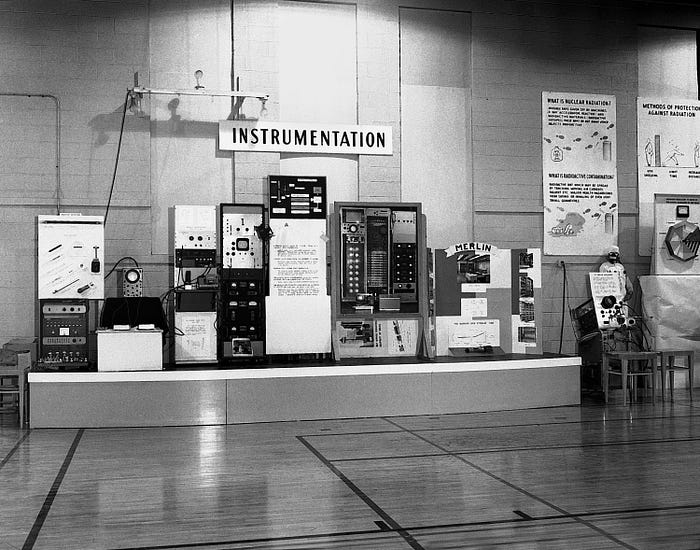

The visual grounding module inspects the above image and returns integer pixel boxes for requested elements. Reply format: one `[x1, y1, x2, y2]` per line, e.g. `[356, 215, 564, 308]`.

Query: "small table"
[602, 351, 659, 405]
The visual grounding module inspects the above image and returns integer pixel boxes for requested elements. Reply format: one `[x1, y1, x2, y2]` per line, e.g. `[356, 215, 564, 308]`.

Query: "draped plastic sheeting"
[640, 275, 700, 385]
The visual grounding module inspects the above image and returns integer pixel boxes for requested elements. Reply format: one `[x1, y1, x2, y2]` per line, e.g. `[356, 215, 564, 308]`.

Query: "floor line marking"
[327, 435, 700, 462]
[107, 528, 400, 550]
[381, 417, 638, 550]
[299, 411, 700, 438]
[22, 428, 84, 550]
[0, 430, 31, 470]
[297, 435, 425, 550]
[107, 502, 700, 550]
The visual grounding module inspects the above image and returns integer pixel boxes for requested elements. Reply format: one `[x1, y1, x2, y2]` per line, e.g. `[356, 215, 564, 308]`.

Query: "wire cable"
[104, 90, 130, 225]
[104, 256, 140, 279]
[625, 301, 652, 351]
[559, 261, 566, 354]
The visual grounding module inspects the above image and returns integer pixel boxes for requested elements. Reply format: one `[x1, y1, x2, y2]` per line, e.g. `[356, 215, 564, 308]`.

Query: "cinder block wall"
[0, 0, 151, 346]
[1, 0, 699, 355]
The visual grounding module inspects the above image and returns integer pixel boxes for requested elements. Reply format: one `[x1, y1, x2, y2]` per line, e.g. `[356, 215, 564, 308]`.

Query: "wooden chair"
[658, 350, 694, 401]
[0, 365, 28, 426]
[602, 351, 658, 405]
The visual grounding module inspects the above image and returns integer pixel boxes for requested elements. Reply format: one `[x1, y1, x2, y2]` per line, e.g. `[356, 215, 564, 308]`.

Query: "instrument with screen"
[219, 204, 266, 362]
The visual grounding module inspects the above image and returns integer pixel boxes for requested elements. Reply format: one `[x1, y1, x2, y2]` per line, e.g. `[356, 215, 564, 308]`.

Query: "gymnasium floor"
[1, 394, 699, 549]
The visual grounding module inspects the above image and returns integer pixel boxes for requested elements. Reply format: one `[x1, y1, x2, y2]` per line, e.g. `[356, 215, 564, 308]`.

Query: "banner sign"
[445, 242, 496, 257]
[219, 120, 392, 155]
[637, 97, 700, 255]
[542, 92, 618, 255]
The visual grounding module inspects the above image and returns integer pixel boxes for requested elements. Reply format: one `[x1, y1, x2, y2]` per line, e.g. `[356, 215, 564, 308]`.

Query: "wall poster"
[542, 92, 618, 255]
[637, 97, 700, 255]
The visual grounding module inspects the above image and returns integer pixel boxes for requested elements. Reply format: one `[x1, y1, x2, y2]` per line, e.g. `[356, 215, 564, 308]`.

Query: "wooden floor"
[1, 392, 699, 549]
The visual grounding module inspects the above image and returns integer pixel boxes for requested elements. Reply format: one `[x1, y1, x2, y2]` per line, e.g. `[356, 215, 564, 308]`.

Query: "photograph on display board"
[518, 326, 537, 344]
[512, 248, 541, 350]
[338, 320, 375, 349]
[230, 338, 253, 357]
[456, 251, 490, 286]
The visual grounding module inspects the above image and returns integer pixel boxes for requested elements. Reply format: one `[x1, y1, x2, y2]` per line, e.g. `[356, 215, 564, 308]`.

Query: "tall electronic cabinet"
[173, 205, 218, 364]
[218, 204, 266, 362]
[329, 202, 430, 359]
[265, 176, 332, 355]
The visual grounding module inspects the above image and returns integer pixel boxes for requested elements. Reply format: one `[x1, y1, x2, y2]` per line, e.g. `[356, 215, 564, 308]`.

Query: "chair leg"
[688, 353, 694, 401]
[18, 370, 24, 427]
[670, 370, 675, 400]
[603, 356, 609, 404]
[660, 361, 667, 401]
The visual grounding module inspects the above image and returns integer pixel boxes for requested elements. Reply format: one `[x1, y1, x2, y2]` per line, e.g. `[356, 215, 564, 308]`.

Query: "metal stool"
[659, 350, 694, 401]
[602, 351, 658, 405]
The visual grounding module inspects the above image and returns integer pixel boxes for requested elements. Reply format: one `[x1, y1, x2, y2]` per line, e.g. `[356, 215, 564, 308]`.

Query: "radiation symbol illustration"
[664, 220, 700, 262]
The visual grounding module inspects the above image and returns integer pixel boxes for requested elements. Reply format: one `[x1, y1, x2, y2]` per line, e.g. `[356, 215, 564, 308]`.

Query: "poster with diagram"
[542, 92, 618, 255]
[335, 318, 419, 358]
[37, 215, 105, 300]
[637, 97, 700, 256]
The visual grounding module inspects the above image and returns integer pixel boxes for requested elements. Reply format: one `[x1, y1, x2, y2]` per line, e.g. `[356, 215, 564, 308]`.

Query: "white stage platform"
[28, 354, 581, 428]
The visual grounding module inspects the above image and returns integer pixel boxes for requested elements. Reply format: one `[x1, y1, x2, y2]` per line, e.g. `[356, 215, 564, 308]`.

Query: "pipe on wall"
[0, 92, 61, 214]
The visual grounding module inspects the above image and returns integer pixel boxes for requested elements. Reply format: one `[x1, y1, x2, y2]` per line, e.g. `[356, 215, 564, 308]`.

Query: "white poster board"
[588, 272, 627, 329]
[174, 311, 217, 363]
[335, 318, 419, 358]
[37, 215, 105, 300]
[268, 219, 327, 299]
[542, 92, 618, 255]
[266, 295, 331, 354]
[447, 319, 500, 348]
[265, 218, 331, 354]
[637, 97, 700, 255]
